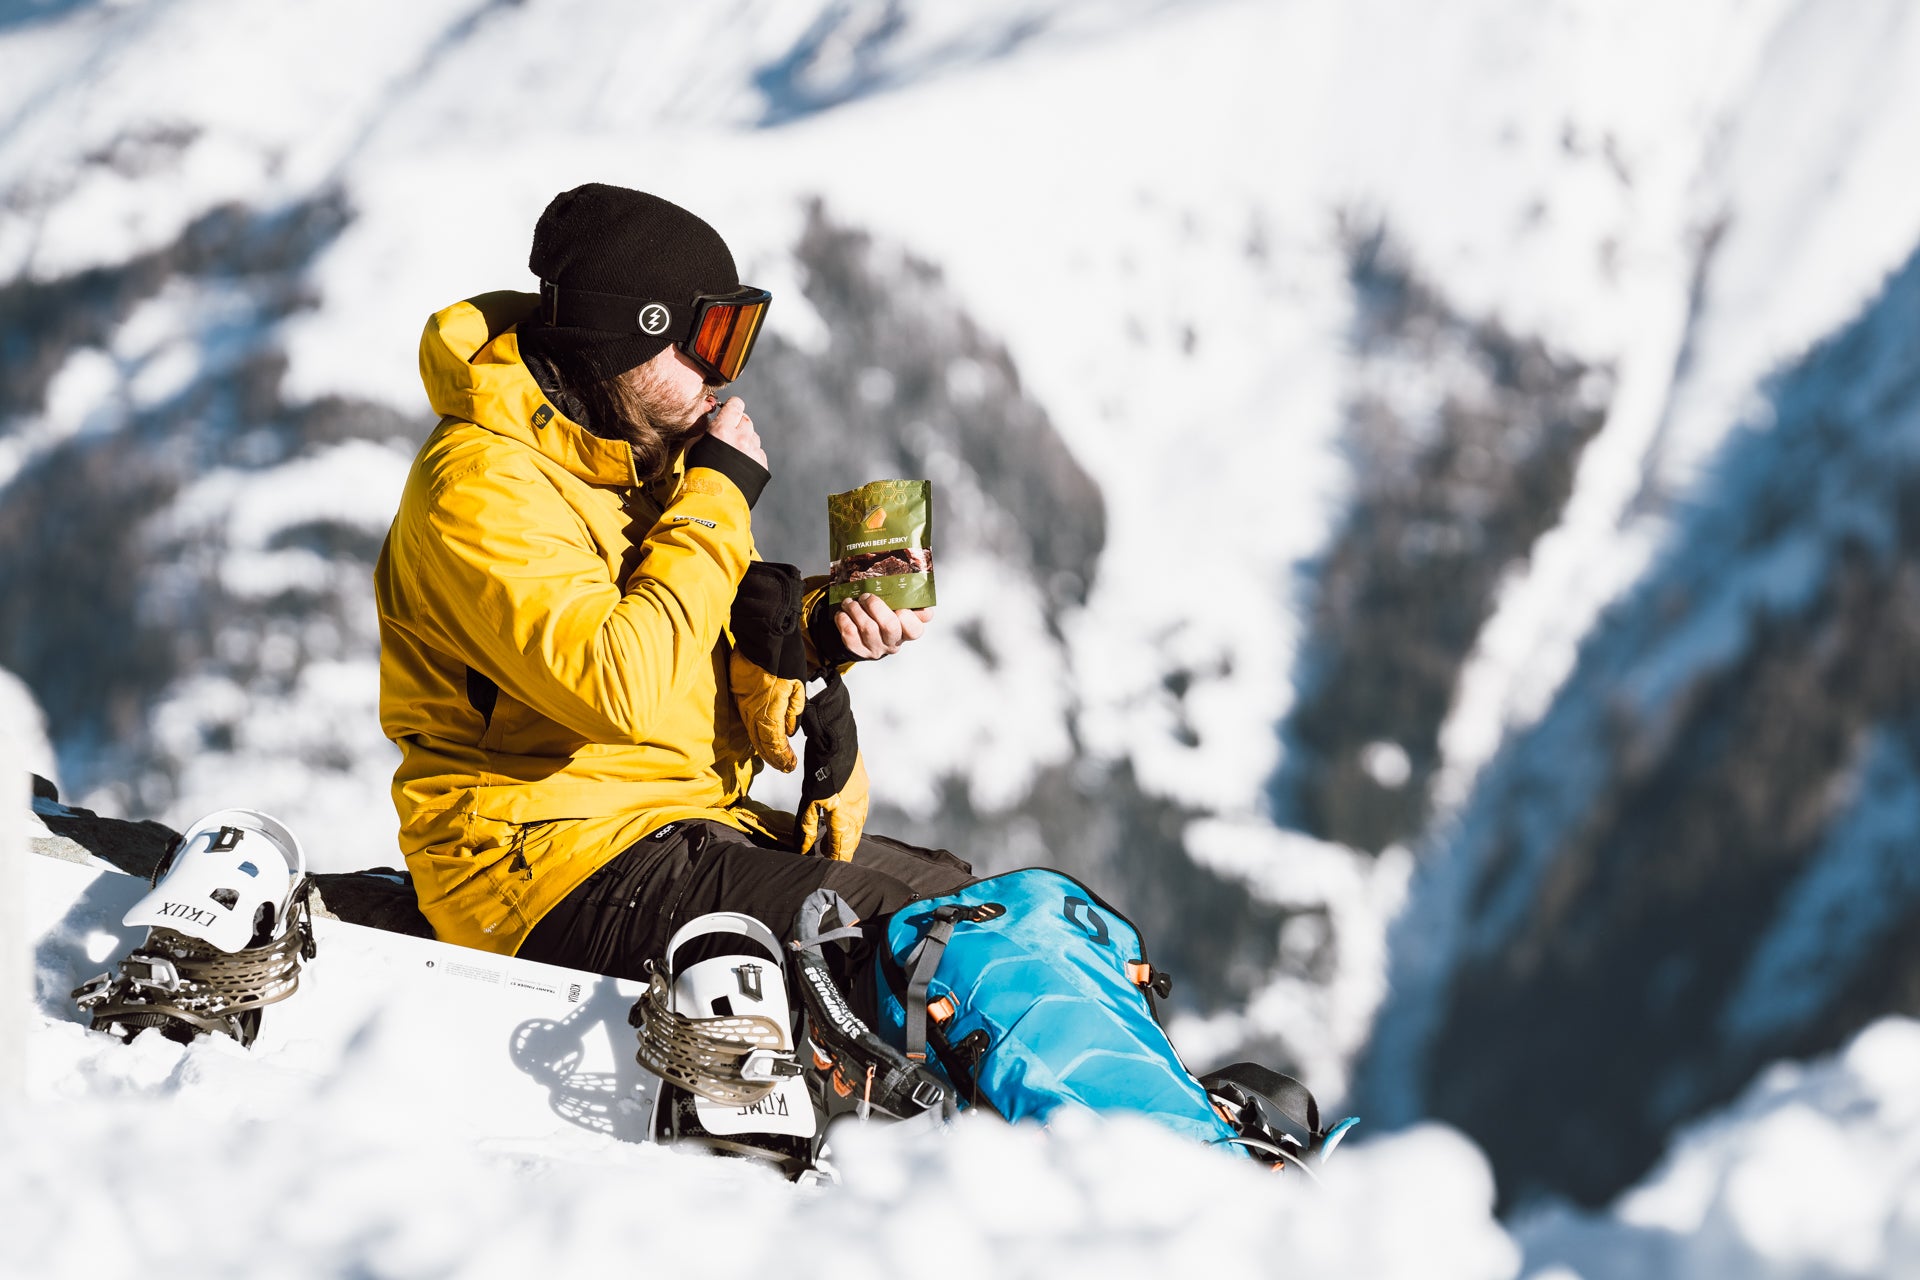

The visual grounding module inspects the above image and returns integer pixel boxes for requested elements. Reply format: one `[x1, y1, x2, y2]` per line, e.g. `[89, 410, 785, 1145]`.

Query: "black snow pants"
[516, 820, 974, 1000]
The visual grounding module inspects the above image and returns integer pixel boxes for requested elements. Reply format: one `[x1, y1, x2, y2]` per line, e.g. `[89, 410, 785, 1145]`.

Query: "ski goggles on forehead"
[539, 281, 772, 383]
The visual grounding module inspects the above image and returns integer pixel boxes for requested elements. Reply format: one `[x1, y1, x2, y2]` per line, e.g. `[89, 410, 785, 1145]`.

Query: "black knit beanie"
[520, 184, 740, 382]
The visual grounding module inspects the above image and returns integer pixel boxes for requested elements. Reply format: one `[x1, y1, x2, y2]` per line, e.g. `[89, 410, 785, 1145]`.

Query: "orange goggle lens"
[689, 292, 769, 383]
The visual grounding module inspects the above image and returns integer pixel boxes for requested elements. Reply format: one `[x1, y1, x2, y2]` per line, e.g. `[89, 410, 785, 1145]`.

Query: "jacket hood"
[418, 291, 638, 488]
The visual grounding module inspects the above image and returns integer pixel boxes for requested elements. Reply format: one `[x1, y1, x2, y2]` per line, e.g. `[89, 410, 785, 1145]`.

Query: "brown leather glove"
[729, 650, 803, 771]
[795, 670, 867, 860]
[797, 750, 870, 861]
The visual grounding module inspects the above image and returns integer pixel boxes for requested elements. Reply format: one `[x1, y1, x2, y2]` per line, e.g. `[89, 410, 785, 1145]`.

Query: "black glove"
[730, 561, 807, 680]
[806, 587, 858, 671]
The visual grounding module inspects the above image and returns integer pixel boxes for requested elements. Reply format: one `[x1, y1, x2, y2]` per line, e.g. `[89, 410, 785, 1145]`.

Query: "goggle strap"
[534, 283, 768, 382]
[537, 282, 679, 336]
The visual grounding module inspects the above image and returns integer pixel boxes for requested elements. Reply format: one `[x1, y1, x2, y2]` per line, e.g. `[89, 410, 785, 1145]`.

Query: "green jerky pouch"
[828, 479, 936, 610]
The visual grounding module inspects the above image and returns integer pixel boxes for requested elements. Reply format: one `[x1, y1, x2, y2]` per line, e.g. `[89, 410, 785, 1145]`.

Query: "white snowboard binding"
[633, 912, 831, 1181]
[72, 808, 316, 1047]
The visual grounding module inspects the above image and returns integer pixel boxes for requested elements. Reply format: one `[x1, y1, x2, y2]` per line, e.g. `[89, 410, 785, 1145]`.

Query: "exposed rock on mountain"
[1368, 238, 1920, 1209]
[1272, 225, 1611, 855]
[737, 201, 1104, 619]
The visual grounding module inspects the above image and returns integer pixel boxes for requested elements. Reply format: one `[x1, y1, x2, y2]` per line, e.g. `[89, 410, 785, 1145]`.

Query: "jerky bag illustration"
[828, 480, 935, 610]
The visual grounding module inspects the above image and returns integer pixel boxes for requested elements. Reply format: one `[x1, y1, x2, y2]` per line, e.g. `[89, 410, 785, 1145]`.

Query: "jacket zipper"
[505, 819, 563, 880]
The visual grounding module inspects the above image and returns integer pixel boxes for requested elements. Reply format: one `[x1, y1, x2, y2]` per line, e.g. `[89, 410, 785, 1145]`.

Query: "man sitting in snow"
[373, 184, 1330, 1160]
[374, 183, 972, 975]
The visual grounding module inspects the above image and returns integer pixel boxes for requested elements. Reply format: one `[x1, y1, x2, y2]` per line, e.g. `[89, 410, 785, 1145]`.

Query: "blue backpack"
[867, 869, 1240, 1147]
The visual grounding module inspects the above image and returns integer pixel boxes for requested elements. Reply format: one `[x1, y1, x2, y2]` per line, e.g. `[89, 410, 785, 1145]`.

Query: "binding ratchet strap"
[628, 971, 797, 1106]
[71, 879, 317, 1049]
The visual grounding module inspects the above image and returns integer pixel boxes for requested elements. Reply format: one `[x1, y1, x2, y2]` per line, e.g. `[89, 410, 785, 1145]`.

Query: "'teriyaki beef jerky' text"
[828, 480, 936, 610]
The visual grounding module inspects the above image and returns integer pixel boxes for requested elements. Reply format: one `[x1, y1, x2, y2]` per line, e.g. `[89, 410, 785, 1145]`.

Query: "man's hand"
[835, 595, 935, 659]
[704, 396, 765, 468]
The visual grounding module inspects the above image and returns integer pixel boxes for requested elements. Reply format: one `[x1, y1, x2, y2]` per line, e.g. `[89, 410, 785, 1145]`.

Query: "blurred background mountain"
[3, 0, 1919, 1247]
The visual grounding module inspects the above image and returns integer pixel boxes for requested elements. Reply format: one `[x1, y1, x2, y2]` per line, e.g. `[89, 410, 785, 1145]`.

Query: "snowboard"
[29, 803, 662, 1152]
[27, 795, 839, 1170]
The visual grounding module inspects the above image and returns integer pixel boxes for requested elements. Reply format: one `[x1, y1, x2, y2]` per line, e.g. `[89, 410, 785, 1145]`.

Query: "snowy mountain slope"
[0, 193, 413, 858]
[1268, 226, 1612, 854]
[6, 0, 1920, 830]
[1424, 0, 1920, 811]
[1362, 237, 1920, 1208]
[2, 0, 1919, 1218]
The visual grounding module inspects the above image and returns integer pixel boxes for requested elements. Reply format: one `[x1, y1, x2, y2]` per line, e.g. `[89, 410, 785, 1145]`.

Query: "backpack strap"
[900, 901, 1005, 1062]
[902, 905, 963, 1062]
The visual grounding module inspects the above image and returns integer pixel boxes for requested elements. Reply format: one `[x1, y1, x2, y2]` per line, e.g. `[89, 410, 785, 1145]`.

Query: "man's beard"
[608, 365, 713, 472]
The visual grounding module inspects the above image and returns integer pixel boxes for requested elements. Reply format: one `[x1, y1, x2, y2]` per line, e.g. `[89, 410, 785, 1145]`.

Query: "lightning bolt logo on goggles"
[538, 281, 772, 384]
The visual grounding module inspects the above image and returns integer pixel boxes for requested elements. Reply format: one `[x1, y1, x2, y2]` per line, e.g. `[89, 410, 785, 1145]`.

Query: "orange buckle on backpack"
[927, 995, 956, 1025]
[1128, 959, 1174, 998]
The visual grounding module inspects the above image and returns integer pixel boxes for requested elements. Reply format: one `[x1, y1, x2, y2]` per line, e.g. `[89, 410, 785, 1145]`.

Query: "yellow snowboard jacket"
[375, 292, 776, 954]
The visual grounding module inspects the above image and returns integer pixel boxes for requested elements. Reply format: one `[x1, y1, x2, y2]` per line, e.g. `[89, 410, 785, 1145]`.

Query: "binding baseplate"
[73, 904, 315, 1048]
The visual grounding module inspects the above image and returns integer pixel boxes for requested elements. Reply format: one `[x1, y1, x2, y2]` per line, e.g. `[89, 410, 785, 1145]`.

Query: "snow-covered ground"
[19, 845, 1920, 1279]
[1516, 1018, 1920, 1280]
[18, 846, 1517, 1280]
